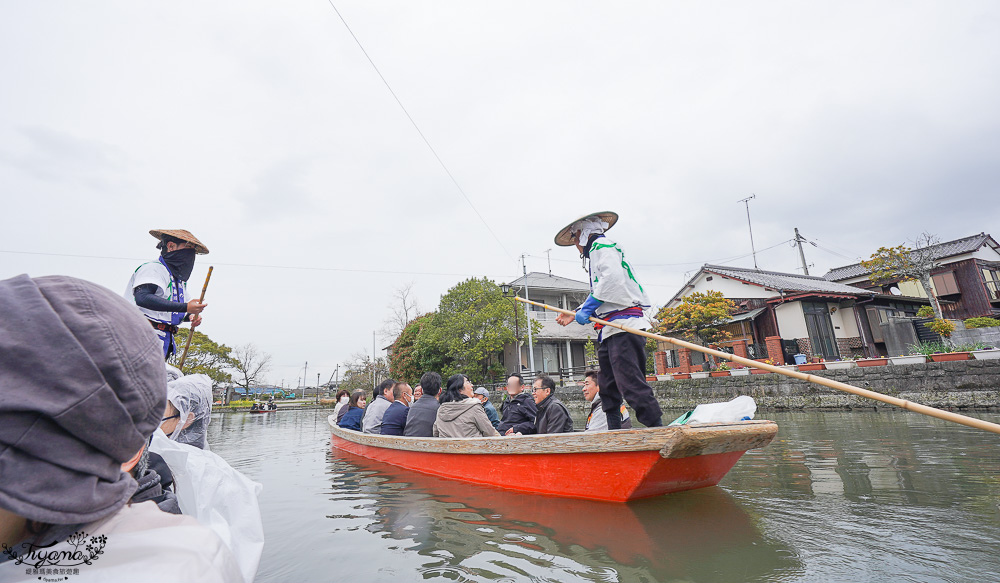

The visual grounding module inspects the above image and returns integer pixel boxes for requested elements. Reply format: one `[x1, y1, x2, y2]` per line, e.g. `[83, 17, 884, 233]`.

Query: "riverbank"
[554, 359, 1000, 411]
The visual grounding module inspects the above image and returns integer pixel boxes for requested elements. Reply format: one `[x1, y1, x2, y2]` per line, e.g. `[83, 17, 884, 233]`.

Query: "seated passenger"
[498, 373, 537, 436]
[362, 378, 395, 434]
[332, 389, 350, 419]
[532, 374, 574, 434]
[474, 387, 500, 430]
[338, 390, 368, 431]
[0, 274, 241, 581]
[404, 372, 441, 437]
[433, 374, 500, 438]
[161, 373, 214, 449]
[380, 381, 413, 436]
[582, 370, 632, 431]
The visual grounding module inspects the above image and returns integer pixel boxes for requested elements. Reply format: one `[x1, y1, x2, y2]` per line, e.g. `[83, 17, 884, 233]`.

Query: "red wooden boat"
[328, 416, 777, 502]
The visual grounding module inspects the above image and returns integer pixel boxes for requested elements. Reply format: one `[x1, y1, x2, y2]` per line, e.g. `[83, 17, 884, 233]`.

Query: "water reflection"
[207, 408, 1000, 582]
[327, 448, 802, 582]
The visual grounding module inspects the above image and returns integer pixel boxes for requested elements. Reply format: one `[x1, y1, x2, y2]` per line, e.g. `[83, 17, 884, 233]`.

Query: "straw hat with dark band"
[149, 229, 210, 254]
[553, 211, 618, 246]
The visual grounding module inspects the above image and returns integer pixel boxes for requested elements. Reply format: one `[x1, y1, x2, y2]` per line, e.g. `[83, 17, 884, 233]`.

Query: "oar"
[516, 297, 1000, 435]
[178, 266, 214, 372]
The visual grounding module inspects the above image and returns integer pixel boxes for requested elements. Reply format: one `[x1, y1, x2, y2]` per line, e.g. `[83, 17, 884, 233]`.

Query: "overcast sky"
[2, 1, 998, 386]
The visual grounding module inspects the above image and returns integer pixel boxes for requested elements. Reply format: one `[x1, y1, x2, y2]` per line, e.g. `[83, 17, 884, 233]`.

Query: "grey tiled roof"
[703, 265, 875, 295]
[823, 233, 992, 281]
[508, 272, 591, 293]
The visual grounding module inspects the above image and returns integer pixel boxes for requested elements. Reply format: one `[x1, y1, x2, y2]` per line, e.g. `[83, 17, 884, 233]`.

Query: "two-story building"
[504, 272, 595, 379]
[658, 264, 930, 371]
[823, 233, 1000, 320]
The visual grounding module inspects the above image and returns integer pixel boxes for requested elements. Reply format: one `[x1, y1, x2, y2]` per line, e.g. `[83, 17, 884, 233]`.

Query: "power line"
[0, 249, 491, 278]
[323, 1, 513, 262]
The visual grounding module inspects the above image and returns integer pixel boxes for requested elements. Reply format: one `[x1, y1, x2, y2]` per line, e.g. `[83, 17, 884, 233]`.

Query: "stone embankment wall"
[554, 359, 1000, 412]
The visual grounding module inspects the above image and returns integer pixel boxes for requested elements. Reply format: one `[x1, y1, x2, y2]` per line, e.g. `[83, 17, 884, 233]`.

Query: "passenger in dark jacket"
[498, 373, 537, 435]
[337, 390, 367, 431]
[381, 382, 413, 436]
[404, 372, 442, 437]
[531, 375, 573, 434]
[474, 387, 500, 430]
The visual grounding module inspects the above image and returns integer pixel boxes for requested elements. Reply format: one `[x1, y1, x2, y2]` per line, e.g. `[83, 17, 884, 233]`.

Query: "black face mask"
[161, 248, 196, 281]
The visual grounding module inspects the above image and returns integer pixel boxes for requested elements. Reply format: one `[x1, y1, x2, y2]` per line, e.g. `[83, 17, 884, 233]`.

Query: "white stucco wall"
[828, 303, 859, 338]
[834, 303, 861, 337]
[774, 302, 807, 338]
[668, 272, 777, 307]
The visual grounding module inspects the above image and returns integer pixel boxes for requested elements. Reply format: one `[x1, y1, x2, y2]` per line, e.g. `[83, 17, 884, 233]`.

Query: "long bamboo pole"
[178, 266, 214, 371]
[516, 296, 1000, 435]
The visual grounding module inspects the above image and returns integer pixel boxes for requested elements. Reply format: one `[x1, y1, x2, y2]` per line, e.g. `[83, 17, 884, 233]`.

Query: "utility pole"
[303, 361, 308, 400]
[372, 331, 377, 392]
[316, 372, 320, 403]
[794, 227, 810, 276]
[545, 249, 552, 275]
[738, 194, 758, 269]
[521, 254, 536, 372]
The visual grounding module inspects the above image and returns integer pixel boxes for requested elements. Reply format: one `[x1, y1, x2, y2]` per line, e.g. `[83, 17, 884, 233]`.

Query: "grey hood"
[0, 275, 167, 524]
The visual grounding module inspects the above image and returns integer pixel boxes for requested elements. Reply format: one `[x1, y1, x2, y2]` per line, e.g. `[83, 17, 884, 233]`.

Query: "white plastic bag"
[686, 395, 757, 424]
[149, 430, 264, 583]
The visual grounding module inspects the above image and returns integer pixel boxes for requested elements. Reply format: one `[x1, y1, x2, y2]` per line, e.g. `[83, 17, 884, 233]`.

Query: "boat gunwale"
[328, 415, 777, 457]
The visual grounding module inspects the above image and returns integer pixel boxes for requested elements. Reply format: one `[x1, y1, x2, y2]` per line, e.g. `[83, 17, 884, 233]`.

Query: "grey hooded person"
[0, 274, 241, 580]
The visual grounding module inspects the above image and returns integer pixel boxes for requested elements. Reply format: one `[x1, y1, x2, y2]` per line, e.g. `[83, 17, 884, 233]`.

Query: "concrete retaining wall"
[553, 358, 1000, 412]
[952, 325, 1000, 348]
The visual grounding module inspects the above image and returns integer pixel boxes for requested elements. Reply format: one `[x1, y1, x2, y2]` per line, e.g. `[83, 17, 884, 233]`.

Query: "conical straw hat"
[149, 229, 209, 254]
[553, 212, 618, 246]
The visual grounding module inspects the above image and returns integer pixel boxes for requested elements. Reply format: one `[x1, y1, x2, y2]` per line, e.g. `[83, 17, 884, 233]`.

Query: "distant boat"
[328, 416, 777, 502]
[249, 401, 278, 414]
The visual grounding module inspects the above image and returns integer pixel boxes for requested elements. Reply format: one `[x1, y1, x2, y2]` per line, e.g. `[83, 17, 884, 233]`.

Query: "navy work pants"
[597, 331, 663, 427]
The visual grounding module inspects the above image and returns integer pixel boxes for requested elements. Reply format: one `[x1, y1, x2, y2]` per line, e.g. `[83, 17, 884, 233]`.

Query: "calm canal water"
[207, 408, 1000, 582]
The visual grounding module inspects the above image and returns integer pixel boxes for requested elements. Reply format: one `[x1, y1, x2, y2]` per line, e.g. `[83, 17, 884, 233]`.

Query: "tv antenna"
[737, 194, 758, 269]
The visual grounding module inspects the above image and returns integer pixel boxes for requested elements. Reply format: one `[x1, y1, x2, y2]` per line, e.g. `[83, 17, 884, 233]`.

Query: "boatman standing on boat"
[554, 212, 663, 429]
[125, 229, 209, 359]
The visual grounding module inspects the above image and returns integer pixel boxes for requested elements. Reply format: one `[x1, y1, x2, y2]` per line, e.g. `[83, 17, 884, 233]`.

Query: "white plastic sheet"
[687, 395, 757, 424]
[149, 430, 264, 583]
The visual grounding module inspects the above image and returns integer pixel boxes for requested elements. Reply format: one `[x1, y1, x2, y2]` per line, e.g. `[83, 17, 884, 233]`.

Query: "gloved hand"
[575, 295, 603, 325]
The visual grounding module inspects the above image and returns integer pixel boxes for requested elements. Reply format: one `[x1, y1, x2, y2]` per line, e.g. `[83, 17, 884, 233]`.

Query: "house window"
[932, 271, 960, 296]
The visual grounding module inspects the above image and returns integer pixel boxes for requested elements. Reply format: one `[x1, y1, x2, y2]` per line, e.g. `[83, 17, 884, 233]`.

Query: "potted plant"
[655, 374, 673, 381]
[730, 366, 751, 376]
[928, 351, 970, 362]
[972, 345, 1000, 360]
[798, 360, 826, 371]
[825, 357, 857, 370]
[672, 372, 691, 380]
[710, 361, 731, 377]
[889, 354, 926, 365]
[856, 356, 889, 367]
[690, 370, 711, 379]
[750, 358, 775, 374]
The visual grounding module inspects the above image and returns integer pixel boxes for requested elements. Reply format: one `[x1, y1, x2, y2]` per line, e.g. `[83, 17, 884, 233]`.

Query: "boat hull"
[329, 419, 776, 502]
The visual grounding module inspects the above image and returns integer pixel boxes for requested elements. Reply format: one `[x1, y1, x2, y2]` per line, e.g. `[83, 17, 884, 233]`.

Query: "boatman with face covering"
[125, 229, 209, 359]
[554, 212, 663, 429]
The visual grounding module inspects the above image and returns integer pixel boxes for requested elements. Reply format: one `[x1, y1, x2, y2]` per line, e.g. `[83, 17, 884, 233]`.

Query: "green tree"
[168, 329, 234, 386]
[654, 291, 735, 346]
[389, 313, 434, 384]
[415, 277, 535, 384]
[860, 233, 943, 319]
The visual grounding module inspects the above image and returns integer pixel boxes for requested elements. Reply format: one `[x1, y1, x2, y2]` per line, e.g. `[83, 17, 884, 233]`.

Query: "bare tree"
[861, 232, 943, 318]
[378, 282, 420, 344]
[230, 343, 272, 392]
